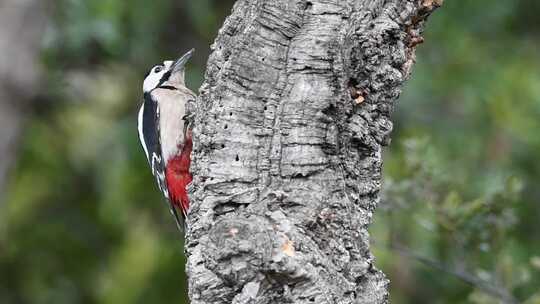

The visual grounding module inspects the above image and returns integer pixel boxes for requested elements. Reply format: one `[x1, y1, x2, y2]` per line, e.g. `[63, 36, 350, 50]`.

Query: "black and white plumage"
[137, 49, 195, 231]
[138, 90, 169, 198]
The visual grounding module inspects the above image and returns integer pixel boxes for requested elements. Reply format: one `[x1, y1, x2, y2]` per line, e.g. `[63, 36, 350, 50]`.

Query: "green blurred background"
[0, 1, 538, 303]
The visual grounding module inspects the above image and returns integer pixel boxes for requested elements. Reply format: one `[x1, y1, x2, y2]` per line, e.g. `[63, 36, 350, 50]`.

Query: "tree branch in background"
[379, 242, 519, 304]
[187, 1, 441, 302]
[0, 0, 49, 199]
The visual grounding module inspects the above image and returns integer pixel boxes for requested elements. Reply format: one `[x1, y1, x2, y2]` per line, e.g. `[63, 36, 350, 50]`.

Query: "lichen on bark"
[186, 1, 441, 303]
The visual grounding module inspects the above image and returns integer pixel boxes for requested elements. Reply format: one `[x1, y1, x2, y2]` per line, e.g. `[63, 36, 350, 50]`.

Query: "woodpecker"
[137, 49, 195, 230]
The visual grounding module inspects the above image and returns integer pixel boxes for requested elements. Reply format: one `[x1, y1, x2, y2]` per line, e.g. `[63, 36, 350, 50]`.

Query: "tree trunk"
[187, 1, 441, 303]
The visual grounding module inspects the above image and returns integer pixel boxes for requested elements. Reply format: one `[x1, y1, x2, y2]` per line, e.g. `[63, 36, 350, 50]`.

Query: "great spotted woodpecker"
[137, 49, 195, 230]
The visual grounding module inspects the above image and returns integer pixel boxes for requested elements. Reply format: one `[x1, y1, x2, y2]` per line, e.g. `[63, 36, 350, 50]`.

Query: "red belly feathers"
[165, 134, 192, 217]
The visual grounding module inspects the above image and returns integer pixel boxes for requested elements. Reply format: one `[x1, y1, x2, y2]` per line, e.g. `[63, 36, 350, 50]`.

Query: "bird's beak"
[171, 49, 195, 75]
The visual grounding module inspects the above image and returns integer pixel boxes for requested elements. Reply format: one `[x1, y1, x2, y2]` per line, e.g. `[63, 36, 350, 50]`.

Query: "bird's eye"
[154, 66, 163, 73]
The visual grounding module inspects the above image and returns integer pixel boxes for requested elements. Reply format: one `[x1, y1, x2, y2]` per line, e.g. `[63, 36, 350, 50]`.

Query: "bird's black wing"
[138, 93, 167, 196]
[138, 93, 184, 232]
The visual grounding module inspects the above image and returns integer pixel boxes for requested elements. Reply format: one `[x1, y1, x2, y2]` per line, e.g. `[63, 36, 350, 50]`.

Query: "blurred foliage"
[0, 0, 234, 303]
[372, 1, 540, 303]
[0, 0, 538, 303]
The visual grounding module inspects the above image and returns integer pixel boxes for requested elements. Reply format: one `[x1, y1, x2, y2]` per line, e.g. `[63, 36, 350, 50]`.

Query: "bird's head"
[143, 49, 194, 93]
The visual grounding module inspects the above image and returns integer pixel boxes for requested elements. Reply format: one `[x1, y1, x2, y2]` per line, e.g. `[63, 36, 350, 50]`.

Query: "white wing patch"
[151, 152, 169, 199]
[137, 103, 149, 159]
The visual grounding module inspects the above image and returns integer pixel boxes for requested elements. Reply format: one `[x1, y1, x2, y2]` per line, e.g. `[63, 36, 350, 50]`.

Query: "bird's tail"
[169, 204, 185, 233]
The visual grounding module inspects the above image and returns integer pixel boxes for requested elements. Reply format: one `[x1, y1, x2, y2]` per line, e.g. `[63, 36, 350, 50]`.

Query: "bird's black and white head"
[143, 49, 194, 93]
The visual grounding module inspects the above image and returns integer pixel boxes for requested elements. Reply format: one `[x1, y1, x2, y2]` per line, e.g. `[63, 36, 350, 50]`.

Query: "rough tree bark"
[187, 1, 441, 303]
